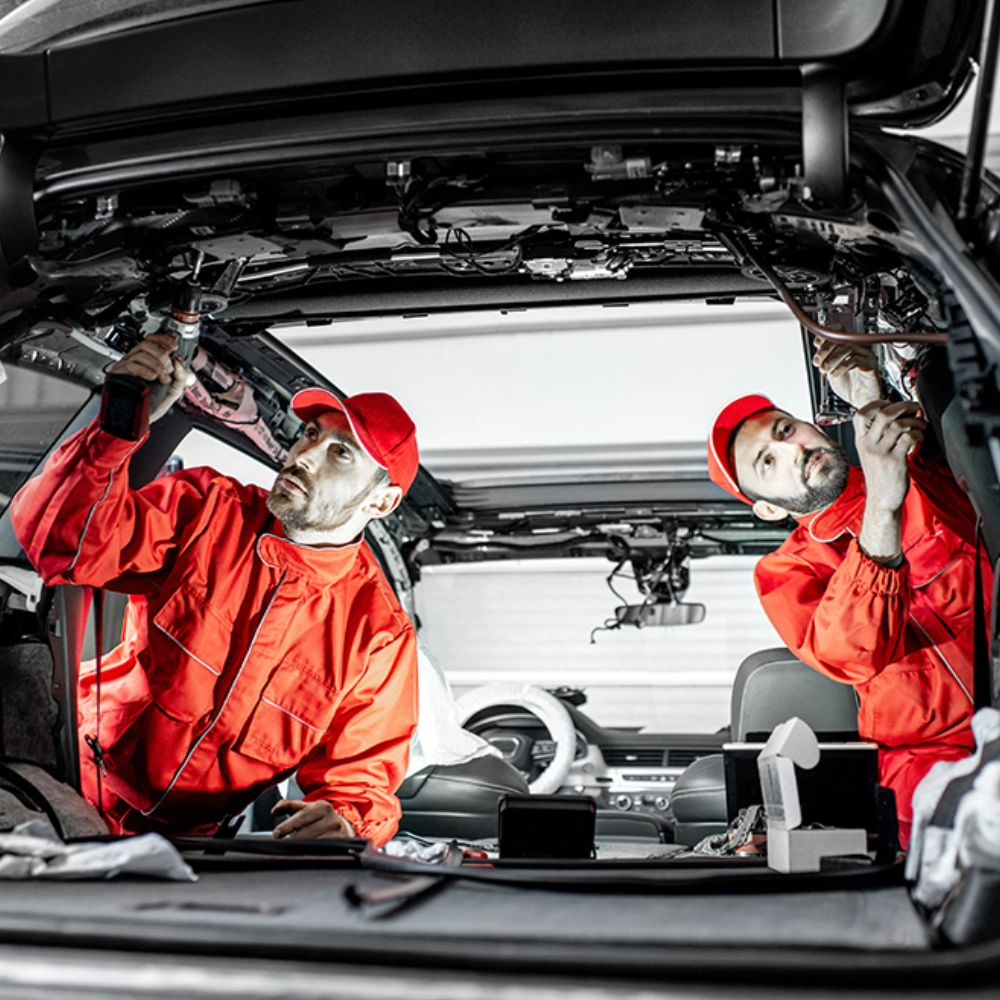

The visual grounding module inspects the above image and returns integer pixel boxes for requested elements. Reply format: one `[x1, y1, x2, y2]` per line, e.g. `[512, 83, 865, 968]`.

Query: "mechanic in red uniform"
[11, 333, 420, 846]
[707, 341, 985, 848]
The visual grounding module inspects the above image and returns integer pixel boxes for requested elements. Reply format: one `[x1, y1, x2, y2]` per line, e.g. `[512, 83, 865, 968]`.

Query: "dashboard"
[463, 701, 726, 823]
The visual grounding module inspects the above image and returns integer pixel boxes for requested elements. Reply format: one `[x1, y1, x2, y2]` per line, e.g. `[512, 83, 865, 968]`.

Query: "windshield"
[278, 299, 809, 732]
[0, 360, 89, 515]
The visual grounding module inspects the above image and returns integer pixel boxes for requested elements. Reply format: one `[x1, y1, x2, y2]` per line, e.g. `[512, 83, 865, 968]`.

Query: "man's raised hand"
[107, 333, 193, 422]
[812, 337, 881, 410]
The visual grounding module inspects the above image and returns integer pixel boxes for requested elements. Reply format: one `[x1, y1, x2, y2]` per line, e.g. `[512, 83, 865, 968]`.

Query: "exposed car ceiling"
[7, 133, 967, 320]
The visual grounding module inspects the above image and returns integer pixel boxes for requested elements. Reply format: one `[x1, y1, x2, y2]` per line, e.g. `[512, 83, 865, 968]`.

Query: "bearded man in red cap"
[708, 341, 986, 848]
[11, 333, 420, 846]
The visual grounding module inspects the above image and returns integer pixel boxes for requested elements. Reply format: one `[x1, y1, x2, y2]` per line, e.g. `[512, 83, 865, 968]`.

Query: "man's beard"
[266, 467, 372, 535]
[765, 444, 850, 516]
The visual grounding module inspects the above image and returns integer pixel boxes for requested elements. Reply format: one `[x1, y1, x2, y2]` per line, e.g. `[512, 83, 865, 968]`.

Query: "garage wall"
[278, 300, 810, 468]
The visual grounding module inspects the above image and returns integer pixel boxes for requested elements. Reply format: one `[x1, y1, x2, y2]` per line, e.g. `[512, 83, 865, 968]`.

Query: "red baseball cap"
[707, 394, 778, 503]
[291, 388, 420, 493]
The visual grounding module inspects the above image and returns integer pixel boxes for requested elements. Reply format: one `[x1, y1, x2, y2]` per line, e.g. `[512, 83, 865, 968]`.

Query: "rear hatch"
[0, 0, 982, 131]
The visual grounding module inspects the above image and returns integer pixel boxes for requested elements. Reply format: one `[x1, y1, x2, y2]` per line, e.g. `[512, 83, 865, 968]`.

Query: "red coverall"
[11, 418, 419, 846]
[755, 449, 987, 847]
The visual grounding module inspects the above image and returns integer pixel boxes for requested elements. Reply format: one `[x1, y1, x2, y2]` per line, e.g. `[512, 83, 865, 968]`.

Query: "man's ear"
[364, 484, 403, 521]
[752, 499, 791, 522]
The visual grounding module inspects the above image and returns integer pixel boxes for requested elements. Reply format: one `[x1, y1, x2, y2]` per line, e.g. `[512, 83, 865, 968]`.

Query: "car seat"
[397, 753, 530, 840]
[669, 647, 860, 846]
[398, 754, 672, 843]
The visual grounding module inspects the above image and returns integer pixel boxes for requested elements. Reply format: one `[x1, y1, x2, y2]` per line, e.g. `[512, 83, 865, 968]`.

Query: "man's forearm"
[858, 501, 904, 566]
[10, 418, 144, 585]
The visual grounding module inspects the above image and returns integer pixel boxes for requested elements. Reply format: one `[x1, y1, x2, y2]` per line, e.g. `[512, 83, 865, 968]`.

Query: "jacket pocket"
[147, 585, 230, 724]
[908, 531, 975, 641]
[864, 661, 963, 746]
[234, 662, 341, 769]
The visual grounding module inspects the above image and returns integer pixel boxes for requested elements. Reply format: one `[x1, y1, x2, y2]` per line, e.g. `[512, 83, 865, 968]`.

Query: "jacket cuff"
[328, 802, 364, 838]
[849, 538, 908, 595]
[333, 803, 398, 846]
[82, 417, 148, 467]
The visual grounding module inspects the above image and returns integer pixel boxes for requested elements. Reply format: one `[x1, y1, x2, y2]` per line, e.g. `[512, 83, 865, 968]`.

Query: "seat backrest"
[730, 647, 859, 742]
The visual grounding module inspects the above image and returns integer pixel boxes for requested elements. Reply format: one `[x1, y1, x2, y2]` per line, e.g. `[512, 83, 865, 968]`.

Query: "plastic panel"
[777, 0, 893, 59]
[44, 0, 774, 125]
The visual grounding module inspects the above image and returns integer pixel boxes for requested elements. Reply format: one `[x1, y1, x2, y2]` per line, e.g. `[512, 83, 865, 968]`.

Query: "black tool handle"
[99, 373, 151, 440]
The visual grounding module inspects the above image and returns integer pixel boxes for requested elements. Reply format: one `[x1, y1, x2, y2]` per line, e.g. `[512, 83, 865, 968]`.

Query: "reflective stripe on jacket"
[754, 450, 987, 832]
[11, 419, 418, 845]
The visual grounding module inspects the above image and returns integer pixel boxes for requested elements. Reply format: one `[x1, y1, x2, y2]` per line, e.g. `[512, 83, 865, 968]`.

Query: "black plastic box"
[498, 794, 596, 859]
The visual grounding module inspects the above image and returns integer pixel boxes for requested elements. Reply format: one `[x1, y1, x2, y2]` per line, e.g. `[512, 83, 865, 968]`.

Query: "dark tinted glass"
[0, 363, 89, 515]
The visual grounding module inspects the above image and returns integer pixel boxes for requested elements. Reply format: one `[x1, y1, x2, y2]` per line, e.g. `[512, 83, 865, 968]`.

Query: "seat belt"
[973, 523, 993, 710]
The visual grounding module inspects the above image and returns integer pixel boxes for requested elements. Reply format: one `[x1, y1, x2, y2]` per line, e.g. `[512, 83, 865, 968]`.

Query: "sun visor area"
[219, 274, 774, 323]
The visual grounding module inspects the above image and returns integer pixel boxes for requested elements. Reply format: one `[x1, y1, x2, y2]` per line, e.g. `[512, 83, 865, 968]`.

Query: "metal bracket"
[801, 63, 849, 209]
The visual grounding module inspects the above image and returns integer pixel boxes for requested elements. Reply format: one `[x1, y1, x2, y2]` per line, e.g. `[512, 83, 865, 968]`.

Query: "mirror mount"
[592, 523, 706, 638]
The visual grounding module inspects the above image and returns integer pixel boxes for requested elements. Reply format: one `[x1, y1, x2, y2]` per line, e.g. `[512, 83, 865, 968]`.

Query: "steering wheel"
[455, 682, 577, 794]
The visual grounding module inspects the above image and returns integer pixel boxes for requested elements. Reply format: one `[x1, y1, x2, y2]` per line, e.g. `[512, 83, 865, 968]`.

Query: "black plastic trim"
[0, 900, 997, 987]
[0, 0, 977, 133]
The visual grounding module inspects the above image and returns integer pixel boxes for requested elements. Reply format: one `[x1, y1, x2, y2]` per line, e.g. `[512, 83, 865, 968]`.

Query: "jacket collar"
[795, 465, 866, 543]
[256, 521, 364, 583]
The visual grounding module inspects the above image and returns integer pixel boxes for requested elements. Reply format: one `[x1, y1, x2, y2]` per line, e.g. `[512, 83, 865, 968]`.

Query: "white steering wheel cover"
[455, 682, 577, 794]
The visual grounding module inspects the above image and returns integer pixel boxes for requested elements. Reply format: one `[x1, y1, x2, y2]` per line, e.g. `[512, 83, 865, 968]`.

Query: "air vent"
[666, 749, 708, 768]
[600, 747, 667, 767]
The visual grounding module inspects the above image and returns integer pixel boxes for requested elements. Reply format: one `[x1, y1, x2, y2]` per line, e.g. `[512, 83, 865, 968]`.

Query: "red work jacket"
[755, 450, 987, 836]
[11, 419, 418, 846]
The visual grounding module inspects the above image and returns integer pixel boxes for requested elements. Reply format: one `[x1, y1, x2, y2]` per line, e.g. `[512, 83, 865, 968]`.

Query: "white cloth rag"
[0, 819, 197, 881]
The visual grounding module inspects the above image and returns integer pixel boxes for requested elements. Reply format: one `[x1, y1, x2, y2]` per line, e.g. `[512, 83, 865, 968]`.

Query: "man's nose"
[775, 437, 806, 463]
[294, 440, 320, 471]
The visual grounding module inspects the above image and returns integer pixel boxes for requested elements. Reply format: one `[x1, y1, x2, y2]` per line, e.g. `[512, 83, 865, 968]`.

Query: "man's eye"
[762, 455, 773, 470]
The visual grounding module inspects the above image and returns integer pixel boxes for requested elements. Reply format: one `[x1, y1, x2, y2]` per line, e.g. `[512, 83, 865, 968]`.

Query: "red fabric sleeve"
[10, 418, 214, 590]
[297, 626, 419, 846]
[755, 538, 910, 684]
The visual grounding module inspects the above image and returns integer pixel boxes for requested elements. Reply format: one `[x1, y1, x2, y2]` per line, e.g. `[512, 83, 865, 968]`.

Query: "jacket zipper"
[67, 439, 144, 574]
[141, 570, 288, 817]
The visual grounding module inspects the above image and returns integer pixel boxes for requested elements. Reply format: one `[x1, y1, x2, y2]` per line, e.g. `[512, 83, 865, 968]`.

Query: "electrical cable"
[439, 226, 528, 275]
[605, 557, 633, 607]
[716, 230, 949, 345]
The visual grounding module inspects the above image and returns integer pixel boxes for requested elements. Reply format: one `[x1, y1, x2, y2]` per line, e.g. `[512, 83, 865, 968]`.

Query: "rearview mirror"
[614, 603, 706, 627]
